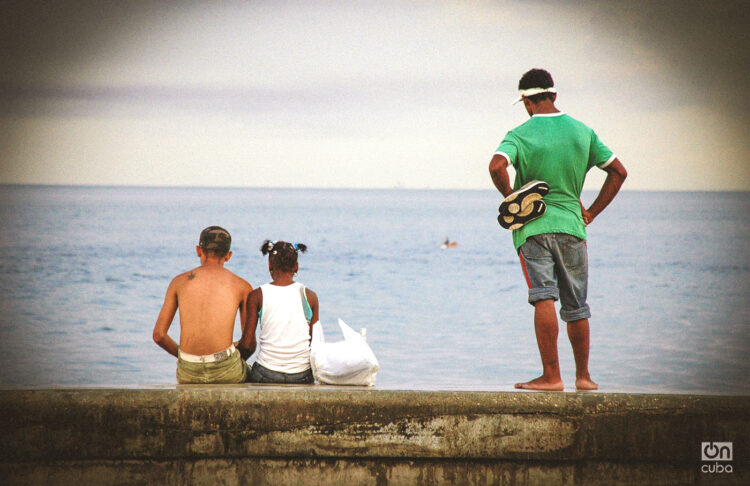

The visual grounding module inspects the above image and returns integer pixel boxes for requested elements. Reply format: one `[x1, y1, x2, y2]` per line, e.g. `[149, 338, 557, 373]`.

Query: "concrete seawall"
[1, 386, 748, 485]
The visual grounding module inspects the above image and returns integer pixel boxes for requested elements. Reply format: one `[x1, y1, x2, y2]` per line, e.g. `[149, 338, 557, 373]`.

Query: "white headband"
[512, 87, 557, 105]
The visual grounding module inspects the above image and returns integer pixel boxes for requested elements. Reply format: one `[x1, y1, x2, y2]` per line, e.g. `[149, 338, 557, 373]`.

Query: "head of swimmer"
[519, 68, 557, 116]
[260, 240, 307, 278]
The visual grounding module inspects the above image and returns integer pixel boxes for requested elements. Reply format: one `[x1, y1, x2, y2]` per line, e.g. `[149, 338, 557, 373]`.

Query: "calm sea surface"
[0, 185, 748, 393]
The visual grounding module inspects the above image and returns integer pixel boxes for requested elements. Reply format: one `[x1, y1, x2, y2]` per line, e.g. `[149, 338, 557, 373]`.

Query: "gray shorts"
[518, 233, 591, 322]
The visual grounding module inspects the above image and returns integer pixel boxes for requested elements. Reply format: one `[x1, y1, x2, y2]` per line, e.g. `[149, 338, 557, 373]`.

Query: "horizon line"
[0, 182, 747, 194]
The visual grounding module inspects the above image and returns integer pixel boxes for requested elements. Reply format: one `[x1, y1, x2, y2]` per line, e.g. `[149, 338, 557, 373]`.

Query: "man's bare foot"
[514, 376, 564, 391]
[575, 377, 598, 390]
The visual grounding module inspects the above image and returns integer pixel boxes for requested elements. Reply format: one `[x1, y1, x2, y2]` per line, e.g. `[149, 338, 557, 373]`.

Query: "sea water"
[0, 185, 748, 393]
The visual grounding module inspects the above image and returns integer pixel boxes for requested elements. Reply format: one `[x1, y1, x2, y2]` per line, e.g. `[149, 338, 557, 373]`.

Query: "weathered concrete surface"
[0, 386, 748, 485]
[0, 458, 705, 486]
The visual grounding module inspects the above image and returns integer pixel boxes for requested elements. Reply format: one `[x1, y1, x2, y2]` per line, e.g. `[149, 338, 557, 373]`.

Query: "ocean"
[0, 185, 748, 394]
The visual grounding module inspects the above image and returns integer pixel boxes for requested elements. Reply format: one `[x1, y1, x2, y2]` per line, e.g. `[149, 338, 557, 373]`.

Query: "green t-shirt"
[495, 112, 614, 250]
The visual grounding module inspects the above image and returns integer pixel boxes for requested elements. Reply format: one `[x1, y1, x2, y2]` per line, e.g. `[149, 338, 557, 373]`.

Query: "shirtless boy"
[153, 226, 253, 383]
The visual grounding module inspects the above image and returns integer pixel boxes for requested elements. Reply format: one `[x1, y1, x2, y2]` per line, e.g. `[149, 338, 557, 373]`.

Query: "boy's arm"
[305, 288, 320, 338]
[153, 279, 179, 357]
[238, 288, 261, 361]
[582, 158, 628, 225]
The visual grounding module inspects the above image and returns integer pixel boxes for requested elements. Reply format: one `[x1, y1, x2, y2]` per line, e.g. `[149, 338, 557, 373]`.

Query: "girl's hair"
[260, 240, 307, 273]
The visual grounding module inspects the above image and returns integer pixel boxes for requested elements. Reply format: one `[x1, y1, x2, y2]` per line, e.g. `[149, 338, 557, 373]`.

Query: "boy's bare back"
[153, 226, 252, 359]
[173, 265, 251, 355]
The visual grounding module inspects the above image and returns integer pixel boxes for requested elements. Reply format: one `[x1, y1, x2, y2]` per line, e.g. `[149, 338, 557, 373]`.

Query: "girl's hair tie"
[261, 239, 278, 255]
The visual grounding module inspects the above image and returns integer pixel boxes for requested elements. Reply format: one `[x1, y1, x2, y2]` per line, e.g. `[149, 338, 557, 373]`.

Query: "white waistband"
[178, 344, 236, 363]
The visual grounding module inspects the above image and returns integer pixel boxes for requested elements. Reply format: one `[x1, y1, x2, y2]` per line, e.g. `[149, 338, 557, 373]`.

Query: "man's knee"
[566, 317, 589, 328]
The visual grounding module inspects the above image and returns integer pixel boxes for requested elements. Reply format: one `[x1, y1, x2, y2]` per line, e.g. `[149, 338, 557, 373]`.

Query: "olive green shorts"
[176, 349, 249, 384]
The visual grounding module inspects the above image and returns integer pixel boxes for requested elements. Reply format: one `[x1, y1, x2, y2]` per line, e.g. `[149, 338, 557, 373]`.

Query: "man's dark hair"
[518, 68, 555, 103]
[260, 240, 307, 273]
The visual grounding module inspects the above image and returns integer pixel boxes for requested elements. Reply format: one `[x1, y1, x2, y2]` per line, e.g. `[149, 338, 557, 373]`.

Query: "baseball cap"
[199, 226, 231, 253]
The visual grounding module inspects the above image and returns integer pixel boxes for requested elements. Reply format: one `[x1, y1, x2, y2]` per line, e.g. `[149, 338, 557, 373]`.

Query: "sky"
[1, 0, 749, 191]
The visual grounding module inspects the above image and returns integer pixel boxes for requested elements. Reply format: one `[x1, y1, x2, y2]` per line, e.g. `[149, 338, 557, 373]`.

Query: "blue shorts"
[518, 233, 591, 322]
[248, 362, 314, 384]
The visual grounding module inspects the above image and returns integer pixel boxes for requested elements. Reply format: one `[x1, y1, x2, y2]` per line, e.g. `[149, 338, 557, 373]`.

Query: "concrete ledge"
[1, 386, 748, 485]
[0, 458, 705, 486]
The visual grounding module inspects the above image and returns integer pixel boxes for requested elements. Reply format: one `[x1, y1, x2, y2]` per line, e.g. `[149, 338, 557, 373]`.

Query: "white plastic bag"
[310, 318, 379, 386]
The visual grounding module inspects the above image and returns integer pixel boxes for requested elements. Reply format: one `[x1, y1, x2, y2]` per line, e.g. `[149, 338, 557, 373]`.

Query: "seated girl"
[238, 240, 319, 384]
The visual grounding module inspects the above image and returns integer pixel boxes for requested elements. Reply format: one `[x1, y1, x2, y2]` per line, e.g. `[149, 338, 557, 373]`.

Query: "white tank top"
[256, 282, 311, 373]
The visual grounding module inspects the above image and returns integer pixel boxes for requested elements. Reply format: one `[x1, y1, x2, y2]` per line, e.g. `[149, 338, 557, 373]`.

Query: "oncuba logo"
[701, 442, 733, 474]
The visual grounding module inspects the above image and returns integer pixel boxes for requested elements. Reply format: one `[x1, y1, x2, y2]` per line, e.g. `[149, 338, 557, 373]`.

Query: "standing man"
[489, 68, 627, 391]
[153, 226, 253, 384]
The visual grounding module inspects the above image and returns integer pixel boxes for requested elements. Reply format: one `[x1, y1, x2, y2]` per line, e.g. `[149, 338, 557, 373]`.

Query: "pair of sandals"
[497, 180, 549, 230]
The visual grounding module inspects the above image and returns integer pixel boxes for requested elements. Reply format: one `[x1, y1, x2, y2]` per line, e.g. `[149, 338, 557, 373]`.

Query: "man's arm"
[489, 153, 513, 197]
[153, 280, 179, 357]
[582, 158, 628, 225]
[238, 288, 261, 361]
[305, 288, 320, 338]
